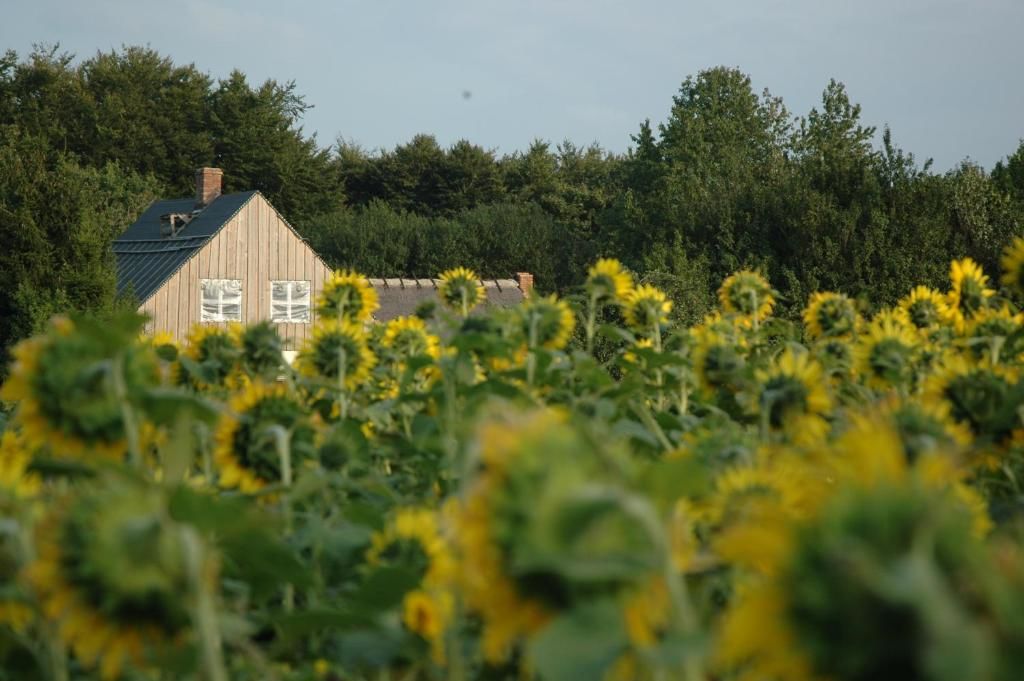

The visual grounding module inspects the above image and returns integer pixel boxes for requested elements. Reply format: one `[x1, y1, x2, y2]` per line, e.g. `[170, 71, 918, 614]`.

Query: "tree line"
[1, 44, 1023, 365]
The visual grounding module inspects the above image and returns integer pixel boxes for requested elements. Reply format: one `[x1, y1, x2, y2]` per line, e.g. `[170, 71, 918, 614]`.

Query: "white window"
[200, 279, 242, 322]
[271, 281, 311, 323]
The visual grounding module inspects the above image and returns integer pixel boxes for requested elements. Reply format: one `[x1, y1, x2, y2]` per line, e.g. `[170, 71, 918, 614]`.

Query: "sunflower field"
[4, 248, 1024, 681]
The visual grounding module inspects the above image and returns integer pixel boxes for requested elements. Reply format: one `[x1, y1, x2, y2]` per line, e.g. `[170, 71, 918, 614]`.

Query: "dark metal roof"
[113, 191, 257, 303]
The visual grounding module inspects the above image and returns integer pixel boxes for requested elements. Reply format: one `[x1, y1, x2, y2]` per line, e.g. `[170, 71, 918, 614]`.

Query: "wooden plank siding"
[141, 194, 332, 348]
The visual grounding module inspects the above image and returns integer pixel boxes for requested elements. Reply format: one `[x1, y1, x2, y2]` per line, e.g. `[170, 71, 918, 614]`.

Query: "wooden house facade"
[114, 168, 529, 344]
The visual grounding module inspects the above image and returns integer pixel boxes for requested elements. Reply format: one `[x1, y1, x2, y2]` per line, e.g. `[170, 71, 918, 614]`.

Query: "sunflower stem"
[181, 527, 228, 681]
[198, 423, 214, 484]
[271, 425, 296, 614]
[653, 323, 665, 411]
[991, 335, 1004, 367]
[633, 401, 672, 452]
[111, 354, 142, 468]
[42, 626, 67, 681]
[441, 357, 460, 470]
[445, 598, 467, 681]
[585, 292, 598, 355]
[337, 345, 349, 421]
[608, 488, 705, 681]
[751, 291, 760, 335]
[527, 314, 539, 386]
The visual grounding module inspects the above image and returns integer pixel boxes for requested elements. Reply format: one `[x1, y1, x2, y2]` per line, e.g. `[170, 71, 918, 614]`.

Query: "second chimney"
[195, 167, 223, 208]
[515, 272, 534, 297]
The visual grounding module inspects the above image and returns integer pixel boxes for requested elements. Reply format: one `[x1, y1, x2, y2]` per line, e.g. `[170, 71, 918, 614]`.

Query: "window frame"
[199, 278, 243, 323]
[270, 280, 312, 324]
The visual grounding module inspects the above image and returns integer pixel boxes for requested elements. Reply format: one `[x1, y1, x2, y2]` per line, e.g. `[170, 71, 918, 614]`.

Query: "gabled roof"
[113, 191, 257, 303]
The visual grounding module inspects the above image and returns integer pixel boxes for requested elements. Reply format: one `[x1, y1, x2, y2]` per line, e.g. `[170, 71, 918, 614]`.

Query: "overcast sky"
[2, 0, 1022, 170]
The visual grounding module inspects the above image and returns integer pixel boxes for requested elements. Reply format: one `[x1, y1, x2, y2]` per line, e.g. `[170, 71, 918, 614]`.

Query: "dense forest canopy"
[1, 44, 1023, 366]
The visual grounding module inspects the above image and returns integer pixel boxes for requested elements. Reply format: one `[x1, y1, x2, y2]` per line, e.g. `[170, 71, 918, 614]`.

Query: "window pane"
[221, 303, 241, 321]
[201, 279, 242, 323]
[201, 301, 222, 322]
[290, 305, 310, 323]
[271, 303, 291, 323]
[270, 280, 311, 324]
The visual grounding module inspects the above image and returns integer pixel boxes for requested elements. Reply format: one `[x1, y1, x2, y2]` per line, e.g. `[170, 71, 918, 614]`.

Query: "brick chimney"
[515, 272, 534, 296]
[195, 167, 223, 208]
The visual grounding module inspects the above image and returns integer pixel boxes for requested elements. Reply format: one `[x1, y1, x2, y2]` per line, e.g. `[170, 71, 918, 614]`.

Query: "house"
[114, 168, 531, 343]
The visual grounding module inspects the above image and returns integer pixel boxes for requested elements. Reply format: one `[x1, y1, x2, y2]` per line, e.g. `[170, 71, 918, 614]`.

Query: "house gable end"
[138, 191, 333, 344]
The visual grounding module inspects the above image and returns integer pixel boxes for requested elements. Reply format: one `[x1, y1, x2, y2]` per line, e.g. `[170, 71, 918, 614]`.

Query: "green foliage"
[3, 46, 1024, 390]
[300, 201, 578, 291]
[0, 128, 160, 366]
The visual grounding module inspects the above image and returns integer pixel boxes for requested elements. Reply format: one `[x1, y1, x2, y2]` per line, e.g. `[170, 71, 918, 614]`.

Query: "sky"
[2, 0, 1022, 171]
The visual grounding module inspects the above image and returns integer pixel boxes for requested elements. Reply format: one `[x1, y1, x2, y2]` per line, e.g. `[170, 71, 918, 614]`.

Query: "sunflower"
[316, 269, 379, 323]
[947, 257, 994, 330]
[402, 589, 454, 664]
[622, 337, 655, 369]
[452, 411, 570, 661]
[717, 483, 989, 681]
[853, 312, 920, 391]
[366, 508, 456, 661]
[691, 329, 746, 397]
[621, 577, 671, 650]
[812, 337, 855, 379]
[453, 409, 665, 665]
[922, 353, 1019, 455]
[718, 270, 775, 322]
[381, 316, 442, 360]
[708, 461, 814, 575]
[802, 291, 859, 340]
[235, 321, 286, 383]
[141, 332, 180, 384]
[1000, 235, 1024, 298]
[515, 294, 576, 350]
[846, 397, 972, 467]
[717, 417, 994, 681]
[898, 286, 950, 331]
[297, 319, 377, 391]
[0, 548, 32, 634]
[26, 479, 199, 679]
[366, 508, 454, 584]
[1, 316, 158, 461]
[837, 412, 992, 537]
[962, 305, 1024, 364]
[0, 430, 40, 499]
[142, 331, 179, 363]
[623, 284, 673, 334]
[585, 258, 634, 303]
[0, 431, 37, 633]
[177, 323, 242, 391]
[213, 382, 316, 494]
[832, 411, 991, 537]
[437, 267, 486, 316]
[752, 348, 832, 446]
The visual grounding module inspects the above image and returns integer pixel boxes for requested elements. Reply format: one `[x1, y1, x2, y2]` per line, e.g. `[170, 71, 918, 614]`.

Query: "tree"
[441, 140, 505, 214]
[993, 140, 1024, 202]
[208, 70, 339, 221]
[77, 47, 213, 192]
[0, 128, 161, 366]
